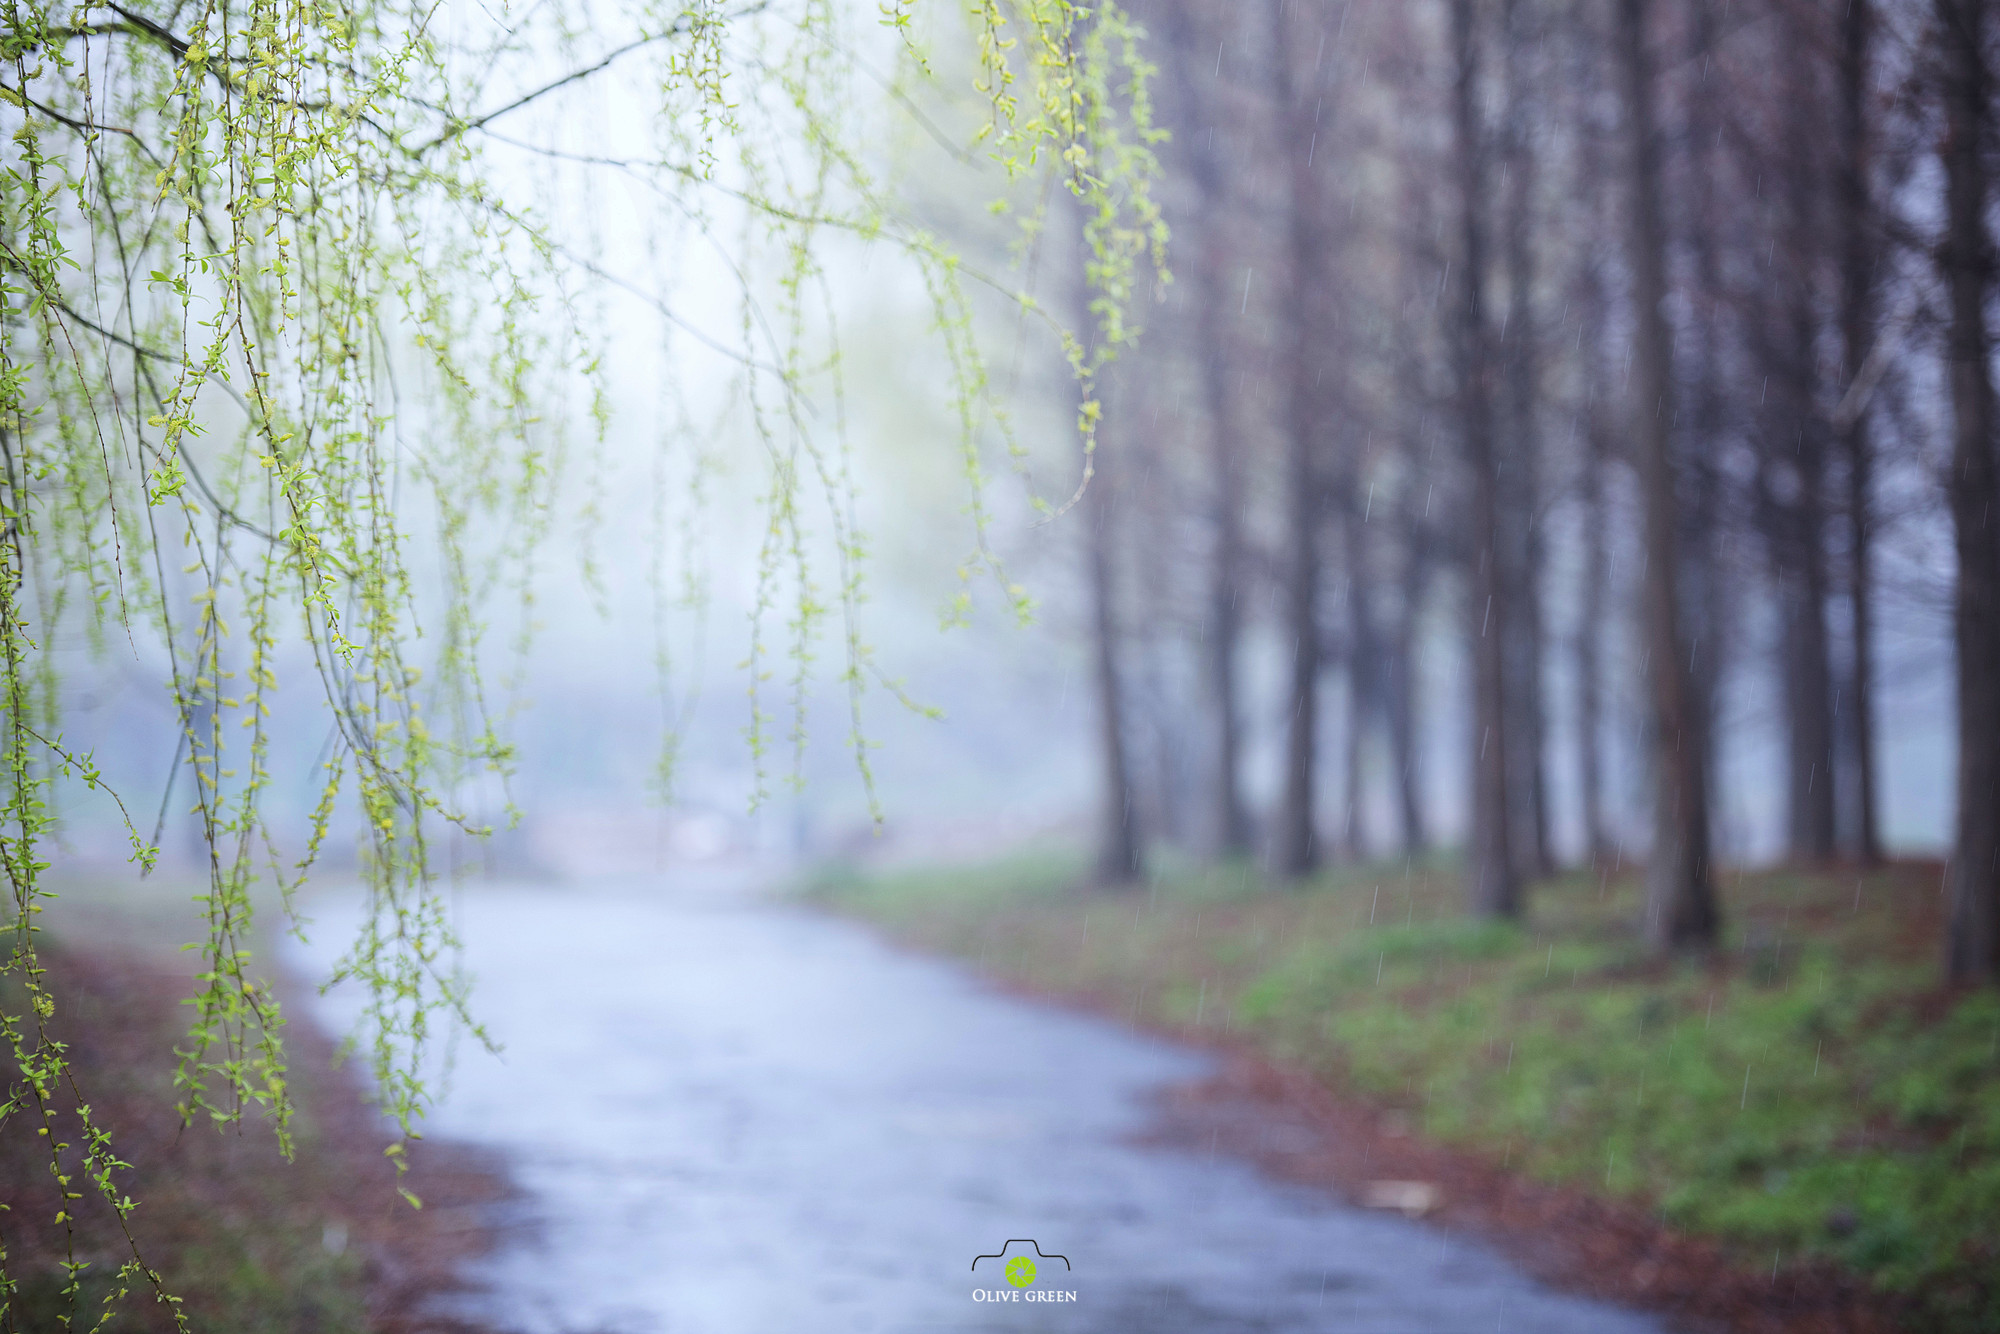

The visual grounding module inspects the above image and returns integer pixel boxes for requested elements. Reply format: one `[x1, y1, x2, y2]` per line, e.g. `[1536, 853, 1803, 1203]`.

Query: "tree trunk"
[1499, 0, 1553, 881]
[1345, 504, 1380, 862]
[1271, 0, 1332, 881]
[1679, 0, 1729, 874]
[1388, 231, 1434, 860]
[1838, 0, 1883, 867]
[1071, 189, 1143, 888]
[1390, 506, 1429, 856]
[1938, 0, 2000, 983]
[1779, 9, 1838, 865]
[1202, 291, 1252, 861]
[1162, 0, 1253, 860]
[1781, 443, 1838, 863]
[1274, 428, 1324, 879]
[1451, 0, 1518, 918]
[1578, 407, 1611, 866]
[1516, 522, 1554, 876]
[1086, 449, 1143, 888]
[1615, 0, 1719, 950]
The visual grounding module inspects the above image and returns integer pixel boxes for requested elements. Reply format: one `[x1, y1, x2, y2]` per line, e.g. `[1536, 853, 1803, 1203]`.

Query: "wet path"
[297, 875, 1663, 1334]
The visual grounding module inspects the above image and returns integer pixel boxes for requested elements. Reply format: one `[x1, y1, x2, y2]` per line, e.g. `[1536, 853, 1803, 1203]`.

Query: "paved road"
[297, 874, 1663, 1334]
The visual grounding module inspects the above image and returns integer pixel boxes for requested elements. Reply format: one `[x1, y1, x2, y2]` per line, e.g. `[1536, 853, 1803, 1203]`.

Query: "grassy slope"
[816, 851, 2000, 1330]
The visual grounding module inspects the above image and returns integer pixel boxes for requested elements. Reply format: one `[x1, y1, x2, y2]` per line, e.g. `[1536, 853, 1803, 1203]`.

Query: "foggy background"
[45, 0, 1960, 890]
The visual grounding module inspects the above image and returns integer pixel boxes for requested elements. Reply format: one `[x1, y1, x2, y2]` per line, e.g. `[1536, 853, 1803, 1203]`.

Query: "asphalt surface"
[297, 872, 1665, 1334]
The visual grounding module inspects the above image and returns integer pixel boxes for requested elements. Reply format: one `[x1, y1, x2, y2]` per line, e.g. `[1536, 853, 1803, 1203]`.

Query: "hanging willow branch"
[0, 0, 1162, 1319]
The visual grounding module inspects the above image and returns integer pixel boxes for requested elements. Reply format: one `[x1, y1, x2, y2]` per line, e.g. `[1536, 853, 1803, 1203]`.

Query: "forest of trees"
[1066, 0, 2000, 983]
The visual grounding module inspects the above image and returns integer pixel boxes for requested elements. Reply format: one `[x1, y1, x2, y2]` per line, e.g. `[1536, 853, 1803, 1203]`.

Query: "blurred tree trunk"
[1759, 293, 1838, 864]
[1776, 438, 1837, 864]
[1161, 0, 1252, 860]
[1199, 256, 1252, 863]
[1272, 0, 1327, 880]
[1615, 0, 1719, 950]
[1274, 410, 1324, 879]
[1778, 488, 1837, 864]
[1498, 0, 1553, 880]
[1389, 532, 1429, 857]
[1389, 296, 1433, 860]
[1070, 190, 1143, 888]
[1344, 503, 1380, 862]
[1451, 0, 1518, 917]
[1780, 10, 1838, 864]
[1678, 0, 1728, 877]
[1578, 397, 1612, 867]
[1085, 451, 1143, 887]
[1575, 97, 1621, 873]
[1938, 0, 2000, 983]
[1838, 0, 1883, 868]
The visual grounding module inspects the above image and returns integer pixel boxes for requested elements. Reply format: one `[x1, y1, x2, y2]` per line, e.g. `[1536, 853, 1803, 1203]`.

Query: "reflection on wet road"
[298, 874, 1661, 1333]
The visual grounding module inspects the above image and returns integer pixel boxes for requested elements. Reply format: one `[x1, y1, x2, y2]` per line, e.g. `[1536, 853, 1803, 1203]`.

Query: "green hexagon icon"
[1005, 1256, 1038, 1288]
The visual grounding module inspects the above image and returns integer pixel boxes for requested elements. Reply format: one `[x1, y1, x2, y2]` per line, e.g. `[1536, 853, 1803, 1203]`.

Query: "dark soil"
[0, 939, 512, 1333]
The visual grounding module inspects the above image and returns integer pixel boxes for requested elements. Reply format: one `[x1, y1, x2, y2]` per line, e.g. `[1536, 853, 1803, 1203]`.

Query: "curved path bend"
[299, 874, 1663, 1334]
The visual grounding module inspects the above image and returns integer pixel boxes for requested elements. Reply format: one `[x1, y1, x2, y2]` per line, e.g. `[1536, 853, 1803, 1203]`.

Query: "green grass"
[813, 849, 2000, 1330]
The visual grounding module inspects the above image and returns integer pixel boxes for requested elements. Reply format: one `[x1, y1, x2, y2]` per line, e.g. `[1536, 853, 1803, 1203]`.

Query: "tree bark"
[1938, 0, 2000, 983]
[1615, 0, 1719, 950]
[1451, 0, 1518, 918]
